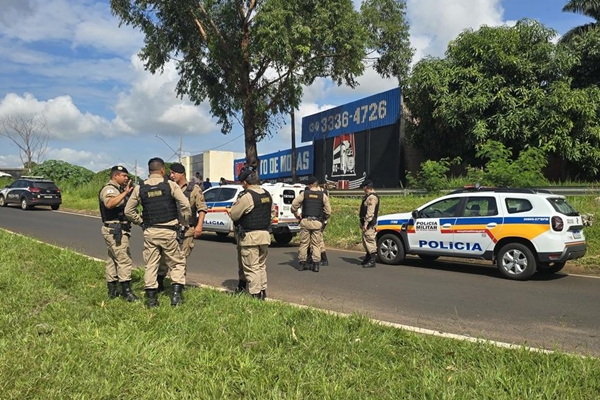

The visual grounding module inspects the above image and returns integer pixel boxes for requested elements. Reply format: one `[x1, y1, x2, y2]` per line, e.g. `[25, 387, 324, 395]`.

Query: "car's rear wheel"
[51, 205, 60, 211]
[216, 232, 229, 238]
[377, 233, 405, 265]
[537, 261, 566, 274]
[0, 195, 6, 207]
[497, 243, 536, 280]
[21, 197, 32, 210]
[273, 232, 293, 245]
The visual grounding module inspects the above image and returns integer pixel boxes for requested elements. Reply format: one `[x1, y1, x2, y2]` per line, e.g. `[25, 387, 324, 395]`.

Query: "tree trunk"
[291, 109, 297, 183]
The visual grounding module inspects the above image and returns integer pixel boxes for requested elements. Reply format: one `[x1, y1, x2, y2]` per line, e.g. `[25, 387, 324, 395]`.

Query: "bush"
[31, 160, 95, 187]
[407, 157, 461, 192]
[476, 141, 548, 187]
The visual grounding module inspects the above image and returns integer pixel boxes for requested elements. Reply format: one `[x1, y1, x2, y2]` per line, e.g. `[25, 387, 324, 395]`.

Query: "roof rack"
[449, 187, 553, 195]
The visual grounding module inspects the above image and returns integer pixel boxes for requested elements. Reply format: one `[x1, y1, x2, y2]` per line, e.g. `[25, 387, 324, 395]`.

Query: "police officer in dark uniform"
[99, 165, 138, 301]
[125, 157, 191, 308]
[228, 164, 275, 299]
[291, 177, 331, 272]
[359, 179, 379, 268]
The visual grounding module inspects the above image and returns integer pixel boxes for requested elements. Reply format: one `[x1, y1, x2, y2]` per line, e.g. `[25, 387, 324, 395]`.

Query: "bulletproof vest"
[302, 189, 324, 219]
[183, 183, 197, 227]
[239, 189, 272, 232]
[139, 178, 179, 226]
[98, 183, 126, 223]
[360, 193, 380, 227]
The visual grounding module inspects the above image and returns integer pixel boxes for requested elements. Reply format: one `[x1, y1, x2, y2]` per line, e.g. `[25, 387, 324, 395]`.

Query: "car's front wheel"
[21, 197, 32, 210]
[273, 232, 293, 245]
[0, 195, 6, 207]
[496, 243, 536, 280]
[377, 233, 406, 265]
[537, 261, 566, 274]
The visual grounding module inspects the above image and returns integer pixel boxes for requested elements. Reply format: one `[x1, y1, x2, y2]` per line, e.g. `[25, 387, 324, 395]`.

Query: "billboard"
[301, 87, 401, 143]
[233, 145, 314, 180]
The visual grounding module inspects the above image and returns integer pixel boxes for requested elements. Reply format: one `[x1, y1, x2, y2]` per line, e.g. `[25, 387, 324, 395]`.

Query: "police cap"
[360, 179, 373, 188]
[307, 176, 318, 185]
[111, 165, 129, 174]
[170, 162, 185, 174]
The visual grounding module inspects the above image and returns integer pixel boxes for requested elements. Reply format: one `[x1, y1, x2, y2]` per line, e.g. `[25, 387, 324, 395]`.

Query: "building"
[181, 150, 244, 184]
[233, 145, 314, 183]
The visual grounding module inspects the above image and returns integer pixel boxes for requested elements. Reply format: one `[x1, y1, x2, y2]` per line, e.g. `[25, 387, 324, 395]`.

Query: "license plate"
[288, 224, 300, 232]
[573, 231, 582, 239]
[283, 206, 290, 211]
[44, 195, 53, 199]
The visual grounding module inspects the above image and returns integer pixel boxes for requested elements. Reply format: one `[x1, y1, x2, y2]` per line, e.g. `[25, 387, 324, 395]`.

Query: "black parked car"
[0, 176, 62, 210]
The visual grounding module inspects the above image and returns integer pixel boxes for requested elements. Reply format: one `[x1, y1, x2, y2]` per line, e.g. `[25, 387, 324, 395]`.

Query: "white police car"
[376, 187, 587, 280]
[201, 183, 304, 244]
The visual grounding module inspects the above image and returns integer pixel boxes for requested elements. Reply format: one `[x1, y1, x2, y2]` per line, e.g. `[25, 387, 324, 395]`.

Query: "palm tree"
[560, 0, 600, 43]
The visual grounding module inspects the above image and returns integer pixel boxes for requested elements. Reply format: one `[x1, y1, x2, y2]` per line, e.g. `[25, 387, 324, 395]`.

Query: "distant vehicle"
[0, 176, 62, 210]
[201, 182, 305, 244]
[376, 187, 587, 280]
[0, 171, 11, 178]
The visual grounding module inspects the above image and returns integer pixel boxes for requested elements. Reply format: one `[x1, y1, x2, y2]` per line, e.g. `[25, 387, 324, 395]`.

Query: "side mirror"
[411, 210, 419, 219]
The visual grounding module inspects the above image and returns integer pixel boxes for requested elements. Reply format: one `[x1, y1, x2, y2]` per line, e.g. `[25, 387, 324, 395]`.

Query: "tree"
[110, 0, 372, 168]
[560, 0, 600, 43]
[566, 27, 600, 88]
[404, 19, 600, 178]
[0, 113, 49, 173]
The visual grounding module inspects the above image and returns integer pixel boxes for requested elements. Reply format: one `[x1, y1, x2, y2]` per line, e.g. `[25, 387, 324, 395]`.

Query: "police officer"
[360, 179, 379, 268]
[156, 162, 208, 291]
[291, 176, 331, 272]
[125, 157, 191, 308]
[228, 164, 275, 299]
[306, 183, 330, 266]
[99, 165, 138, 302]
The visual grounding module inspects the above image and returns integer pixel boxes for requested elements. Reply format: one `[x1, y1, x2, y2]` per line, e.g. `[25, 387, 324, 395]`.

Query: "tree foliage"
[560, 0, 600, 43]
[110, 0, 379, 167]
[31, 160, 95, 187]
[405, 19, 600, 179]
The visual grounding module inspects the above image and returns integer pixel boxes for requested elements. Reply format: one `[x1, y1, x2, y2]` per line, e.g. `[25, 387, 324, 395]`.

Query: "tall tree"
[0, 113, 49, 173]
[560, 0, 600, 43]
[110, 0, 368, 167]
[405, 19, 600, 178]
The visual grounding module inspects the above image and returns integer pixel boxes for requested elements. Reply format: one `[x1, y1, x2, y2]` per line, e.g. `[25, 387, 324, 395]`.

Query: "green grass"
[1, 230, 599, 399]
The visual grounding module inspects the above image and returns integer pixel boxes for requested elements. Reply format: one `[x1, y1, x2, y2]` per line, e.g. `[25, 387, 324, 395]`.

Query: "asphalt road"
[1, 205, 599, 356]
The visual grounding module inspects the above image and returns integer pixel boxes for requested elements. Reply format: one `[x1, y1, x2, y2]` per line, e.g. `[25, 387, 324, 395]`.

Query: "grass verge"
[1, 230, 599, 399]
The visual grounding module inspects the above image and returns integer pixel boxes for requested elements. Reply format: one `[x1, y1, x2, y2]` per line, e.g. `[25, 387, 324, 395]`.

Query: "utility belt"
[303, 216, 323, 221]
[103, 222, 131, 231]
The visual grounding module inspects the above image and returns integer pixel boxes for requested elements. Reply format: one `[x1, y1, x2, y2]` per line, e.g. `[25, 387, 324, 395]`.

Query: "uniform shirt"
[229, 185, 276, 246]
[99, 179, 127, 223]
[182, 181, 208, 236]
[291, 186, 332, 221]
[125, 173, 191, 227]
[361, 191, 379, 227]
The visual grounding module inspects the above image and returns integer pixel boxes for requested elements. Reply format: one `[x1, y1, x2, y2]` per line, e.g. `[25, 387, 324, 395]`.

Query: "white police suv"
[376, 187, 587, 280]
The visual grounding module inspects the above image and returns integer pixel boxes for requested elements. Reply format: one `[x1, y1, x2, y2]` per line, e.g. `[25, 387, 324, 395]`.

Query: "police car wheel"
[216, 232, 229, 238]
[537, 262, 566, 274]
[273, 233, 293, 245]
[377, 233, 405, 265]
[0, 195, 6, 207]
[497, 243, 536, 280]
[20, 198, 32, 210]
[51, 205, 60, 211]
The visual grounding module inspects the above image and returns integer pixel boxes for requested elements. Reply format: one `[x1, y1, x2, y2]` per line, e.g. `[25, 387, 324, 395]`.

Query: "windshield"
[547, 197, 579, 216]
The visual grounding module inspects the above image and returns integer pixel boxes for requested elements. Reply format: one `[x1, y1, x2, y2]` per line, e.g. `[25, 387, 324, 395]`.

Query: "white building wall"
[182, 150, 244, 183]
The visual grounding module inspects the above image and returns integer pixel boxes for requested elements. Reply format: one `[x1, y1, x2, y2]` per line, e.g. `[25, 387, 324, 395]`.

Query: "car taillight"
[551, 216, 564, 231]
[56, 188, 61, 193]
[30, 187, 41, 193]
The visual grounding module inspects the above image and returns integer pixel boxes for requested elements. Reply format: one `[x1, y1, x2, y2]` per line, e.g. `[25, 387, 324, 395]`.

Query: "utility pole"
[179, 137, 182, 163]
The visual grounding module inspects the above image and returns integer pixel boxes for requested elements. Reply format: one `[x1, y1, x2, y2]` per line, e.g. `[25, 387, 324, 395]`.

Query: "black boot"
[360, 253, 371, 266]
[260, 290, 267, 300]
[250, 292, 263, 300]
[157, 274, 166, 293]
[312, 262, 320, 272]
[171, 284, 184, 306]
[298, 261, 307, 271]
[320, 252, 329, 266]
[107, 281, 119, 299]
[363, 253, 377, 268]
[145, 289, 159, 308]
[234, 280, 247, 294]
[121, 281, 139, 302]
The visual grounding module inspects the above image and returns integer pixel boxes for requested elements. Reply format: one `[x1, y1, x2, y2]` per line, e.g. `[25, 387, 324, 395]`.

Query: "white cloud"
[44, 147, 111, 171]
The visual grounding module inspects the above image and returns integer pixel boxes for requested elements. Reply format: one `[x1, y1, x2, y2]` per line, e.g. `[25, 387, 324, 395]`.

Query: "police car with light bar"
[376, 187, 587, 280]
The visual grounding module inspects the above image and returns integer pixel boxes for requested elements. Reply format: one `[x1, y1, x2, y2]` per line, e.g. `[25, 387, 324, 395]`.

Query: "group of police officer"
[99, 157, 380, 308]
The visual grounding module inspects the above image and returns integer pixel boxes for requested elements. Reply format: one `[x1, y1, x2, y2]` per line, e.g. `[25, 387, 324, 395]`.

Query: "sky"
[0, 0, 592, 175]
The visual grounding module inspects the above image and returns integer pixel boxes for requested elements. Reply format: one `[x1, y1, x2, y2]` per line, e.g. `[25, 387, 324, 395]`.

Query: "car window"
[420, 197, 462, 218]
[547, 197, 579, 216]
[33, 182, 58, 190]
[9, 180, 22, 188]
[505, 198, 533, 214]
[217, 188, 238, 202]
[202, 188, 220, 202]
[465, 197, 498, 217]
[282, 189, 296, 205]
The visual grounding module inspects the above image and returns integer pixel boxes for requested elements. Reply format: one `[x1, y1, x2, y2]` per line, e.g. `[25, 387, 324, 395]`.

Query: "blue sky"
[0, 0, 592, 174]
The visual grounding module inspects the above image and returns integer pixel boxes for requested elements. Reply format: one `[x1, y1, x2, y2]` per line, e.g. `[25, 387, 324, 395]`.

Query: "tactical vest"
[139, 178, 179, 226]
[239, 189, 272, 231]
[360, 193, 380, 227]
[302, 189, 324, 219]
[98, 183, 126, 223]
[183, 183, 198, 227]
